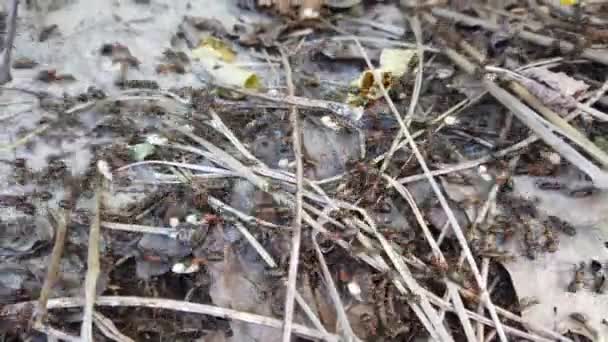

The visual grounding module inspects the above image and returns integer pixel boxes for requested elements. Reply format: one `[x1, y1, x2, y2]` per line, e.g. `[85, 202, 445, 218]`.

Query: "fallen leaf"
[193, 36, 237, 62]
[193, 36, 261, 90]
[519, 77, 578, 111]
[199, 57, 261, 90]
[379, 48, 416, 78]
[349, 48, 417, 103]
[129, 143, 155, 161]
[207, 240, 281, 342]
[522, 68, 589, 98]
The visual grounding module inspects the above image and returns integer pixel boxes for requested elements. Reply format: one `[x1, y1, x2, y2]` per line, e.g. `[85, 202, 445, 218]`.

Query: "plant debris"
[2, 1, 608, 341]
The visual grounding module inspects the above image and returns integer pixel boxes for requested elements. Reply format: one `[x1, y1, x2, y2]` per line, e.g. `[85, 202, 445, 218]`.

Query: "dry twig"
[380, 14, 425, 174]
[311, 230, 359, 340]
[34, 208, 69, 323]
[280, 48, 304, 342]
[81, 175, 103, 341]
[32, 321, 81, 342]
[202, 81, 364, 128]
[0, 0, 18, 84]
[2, 296, 338, 342]
[93, 311, 135, 342]
[208, 196, 289, 230]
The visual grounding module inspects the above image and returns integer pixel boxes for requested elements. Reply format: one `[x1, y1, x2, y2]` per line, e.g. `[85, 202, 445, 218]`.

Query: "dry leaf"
[522, 68, 589, 98]
[520, 67, 589, 112]
[193, 36, 236, 62]
[348, 48, 417, 104]
[207, 238, 280, 342]
[519, 77, 578, 111]
[193, 37, 261, 90]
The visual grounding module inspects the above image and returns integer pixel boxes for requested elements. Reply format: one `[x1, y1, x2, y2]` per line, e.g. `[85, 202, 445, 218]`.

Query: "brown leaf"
[520, 78, 578, 111]
[522, 68, 589, 98]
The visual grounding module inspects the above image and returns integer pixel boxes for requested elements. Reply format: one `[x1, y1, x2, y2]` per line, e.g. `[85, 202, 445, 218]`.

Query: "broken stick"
[0, 0, 19, 84]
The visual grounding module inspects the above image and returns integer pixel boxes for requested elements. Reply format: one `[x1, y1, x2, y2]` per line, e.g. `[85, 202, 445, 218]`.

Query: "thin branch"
[101, 221, 176, 236]
[208, 196, 289, 230]
[0, 123, 51, 151]
[0, 107, 33, 122]
[0, 0, 18, 84]
[372, 93, 486, 166]
[570, 75, 608, 121]
[477, 258, 491, 342]
[197, 80, 364, 128]
[206, 109, 264, 164]
[156, 86, 337, 341]
[575, 102, 608, 121]
[311, 230, 359, 341]
[81, 178, 102, 341]
[2, 296, 339, 342]
[294, 291, 330, 339]
[233, 222, 278, 268]
[305, 188, 454, 341]
[380, 14, 425, 173]
[34, 208, 69, 323]
[115, 160, 234, 176]
[305, 35, 440, 53]
[93, 311, 135, 342]
[422, 289, 557, 342]
[32, 321, 81, 342]
[280, 48, 304, 342]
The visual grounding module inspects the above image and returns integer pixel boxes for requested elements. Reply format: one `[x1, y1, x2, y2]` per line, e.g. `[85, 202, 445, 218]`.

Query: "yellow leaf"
[379, 48, 417, 77]
[192, 37, 236, 62]
[347, 48, 417, 104]
[199, 57, 261, 90]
